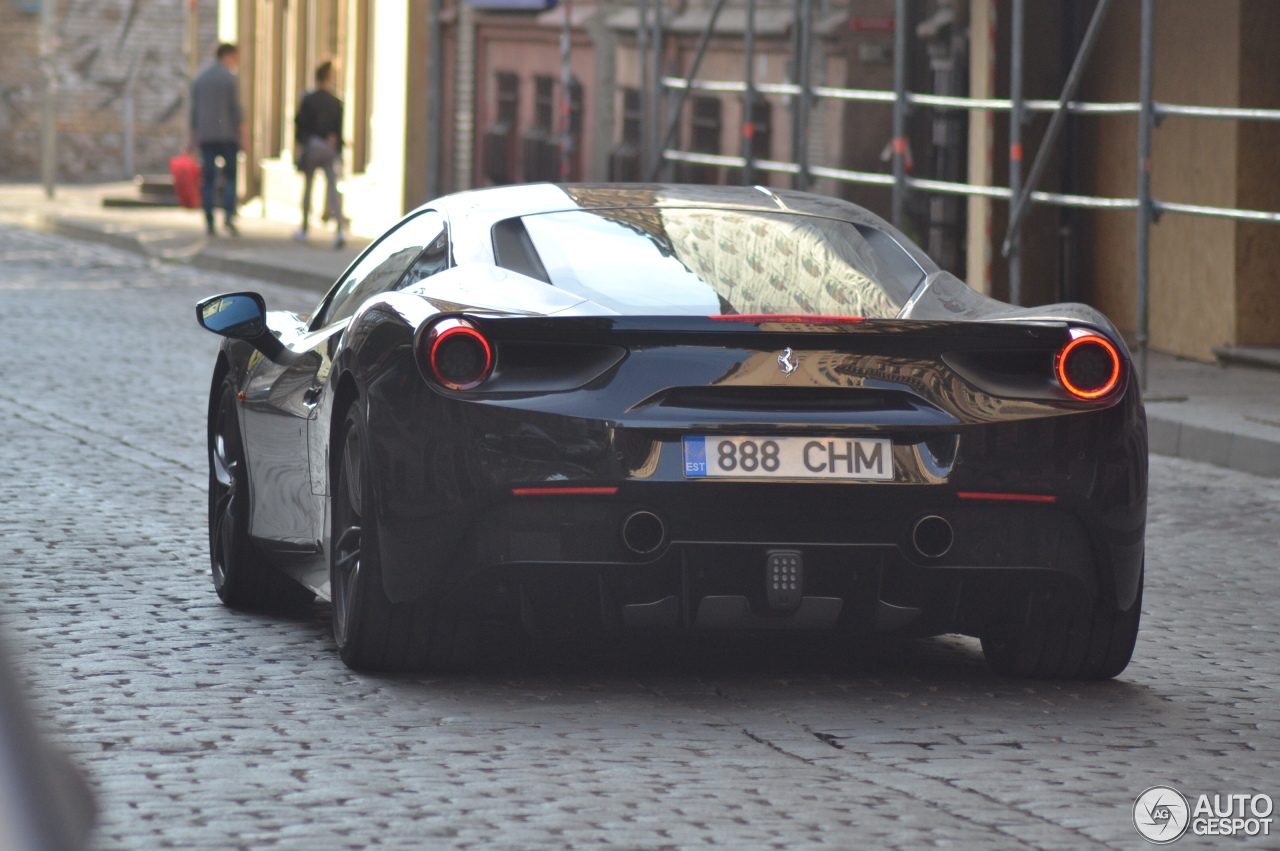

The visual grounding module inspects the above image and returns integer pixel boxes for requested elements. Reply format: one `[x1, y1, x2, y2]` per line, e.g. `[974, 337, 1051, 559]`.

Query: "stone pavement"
[0, 221, 1277, 850]
[3, 180, 1280, 479]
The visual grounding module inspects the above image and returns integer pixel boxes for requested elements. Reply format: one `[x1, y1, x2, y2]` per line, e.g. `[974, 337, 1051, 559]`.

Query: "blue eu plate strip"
[682, 437, 707, 477]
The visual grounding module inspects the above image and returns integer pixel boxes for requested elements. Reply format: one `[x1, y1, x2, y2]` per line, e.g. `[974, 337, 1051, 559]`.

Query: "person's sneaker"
[292, 229, 307, 242]
[205, 220, 216, 236]
[224, 220, 240, 237]
[333, 232, 345, 249]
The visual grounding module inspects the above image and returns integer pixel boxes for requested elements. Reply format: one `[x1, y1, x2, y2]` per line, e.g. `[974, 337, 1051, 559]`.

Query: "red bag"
[170, 153, 202, 209]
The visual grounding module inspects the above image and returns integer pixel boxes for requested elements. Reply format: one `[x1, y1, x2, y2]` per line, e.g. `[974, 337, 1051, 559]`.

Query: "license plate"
[682, 436, 893, 480]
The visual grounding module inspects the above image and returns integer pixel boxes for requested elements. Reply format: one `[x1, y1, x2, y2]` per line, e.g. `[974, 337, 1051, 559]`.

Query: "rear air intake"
[620, 511, 666, 555]
[912, 515, 954, 559]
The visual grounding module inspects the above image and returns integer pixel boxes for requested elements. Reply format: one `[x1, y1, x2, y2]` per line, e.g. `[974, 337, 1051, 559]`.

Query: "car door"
[240, 210, 448, 549]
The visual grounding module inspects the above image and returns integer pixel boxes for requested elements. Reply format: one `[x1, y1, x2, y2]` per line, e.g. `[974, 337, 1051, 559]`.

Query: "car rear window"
[507, 207, 922, 317]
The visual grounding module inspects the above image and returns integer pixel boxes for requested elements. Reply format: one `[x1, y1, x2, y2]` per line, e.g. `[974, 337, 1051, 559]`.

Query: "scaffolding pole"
[741, 0, 757, 186]
[559, 0, 573, 181]
[650, 0, 729, 181]
[793, 0, 813, 191]
[637, 0, 652, 178]
[1003, 0, 1113, 257]
[426, 0, 443, 199]
[651, 0, 663, 181]
[891, 0, 908, 228]
[1008, 0, 1026, 305]
[1136, 0, 1155, 388]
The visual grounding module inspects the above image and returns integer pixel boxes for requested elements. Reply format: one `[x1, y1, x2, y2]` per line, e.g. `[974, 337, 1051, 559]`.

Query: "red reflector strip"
[708, 314, 866, 324]
[957, 491, 1058, 503]
[511, 487, 619, 496]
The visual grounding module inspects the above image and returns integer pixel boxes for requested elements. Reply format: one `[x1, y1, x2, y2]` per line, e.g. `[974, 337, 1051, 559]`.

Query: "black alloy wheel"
[981, 565, 1143, 680]
[330, 404, 449, 672]
[209, 374, 312, 609]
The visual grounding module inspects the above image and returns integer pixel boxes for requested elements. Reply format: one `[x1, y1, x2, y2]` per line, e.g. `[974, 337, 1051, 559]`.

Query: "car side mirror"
[197, 292, 266, 337]
[196, 292, 295, 364]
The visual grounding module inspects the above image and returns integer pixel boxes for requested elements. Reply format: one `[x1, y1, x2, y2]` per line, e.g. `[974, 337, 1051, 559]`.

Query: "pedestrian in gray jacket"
[189, 43, 245, 236]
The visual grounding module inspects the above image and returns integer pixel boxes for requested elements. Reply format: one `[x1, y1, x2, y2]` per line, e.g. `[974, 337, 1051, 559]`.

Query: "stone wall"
[0, 0, 218, 182]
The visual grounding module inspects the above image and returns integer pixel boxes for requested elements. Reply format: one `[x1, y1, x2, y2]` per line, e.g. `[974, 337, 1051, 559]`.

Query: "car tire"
[331, 403, 469, 672]
[980, 565, 1142, 680]
[209, 374, 314, 610]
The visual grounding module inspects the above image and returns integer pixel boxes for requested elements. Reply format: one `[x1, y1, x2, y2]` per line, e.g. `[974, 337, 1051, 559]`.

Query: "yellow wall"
[341, 0, 410, 236]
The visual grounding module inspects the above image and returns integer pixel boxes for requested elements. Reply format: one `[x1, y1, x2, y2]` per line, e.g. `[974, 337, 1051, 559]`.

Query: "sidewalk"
[3, 181, 1279, 478]
[0, 181, 368, 293]
[1144, 355, 1280, 477]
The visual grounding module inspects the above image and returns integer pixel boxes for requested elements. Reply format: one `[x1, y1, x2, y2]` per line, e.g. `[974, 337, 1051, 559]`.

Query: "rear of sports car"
[361, 198, 1146, 679]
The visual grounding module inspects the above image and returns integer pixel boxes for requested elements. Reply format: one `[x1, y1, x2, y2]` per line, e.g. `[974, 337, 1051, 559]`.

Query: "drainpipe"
[1008, 0, 1025, 305]
[453, 2, 476, 192]
[426, 0, 442, 200]
[1135, 0, 1154, 388]
[742, 0, 757, 186]
[891, 0, 909, 228]
[793, 0, 813, 191]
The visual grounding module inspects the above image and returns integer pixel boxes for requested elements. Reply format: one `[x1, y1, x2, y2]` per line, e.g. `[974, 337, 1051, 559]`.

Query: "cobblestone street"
[0, 222, 1277, 850]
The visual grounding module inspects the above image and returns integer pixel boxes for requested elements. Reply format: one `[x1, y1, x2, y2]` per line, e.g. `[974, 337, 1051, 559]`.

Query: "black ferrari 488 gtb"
[196, 183, 1146, 678]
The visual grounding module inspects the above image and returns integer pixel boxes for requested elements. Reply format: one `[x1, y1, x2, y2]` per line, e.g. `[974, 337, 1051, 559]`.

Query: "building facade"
[0, 0, 218, 182]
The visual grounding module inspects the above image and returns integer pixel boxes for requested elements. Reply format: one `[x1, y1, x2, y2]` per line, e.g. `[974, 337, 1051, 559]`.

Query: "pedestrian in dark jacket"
[189, 43, 244, 236]
[293, 60, 346, 248]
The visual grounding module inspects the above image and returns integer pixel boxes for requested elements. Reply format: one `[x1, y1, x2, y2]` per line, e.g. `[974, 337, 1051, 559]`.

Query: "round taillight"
[1056, 334, 1121, 399]
[418, 317, 493, 390]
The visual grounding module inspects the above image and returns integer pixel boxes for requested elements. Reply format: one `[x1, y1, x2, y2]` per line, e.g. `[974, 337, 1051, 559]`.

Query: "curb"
[1147, 409, 1280, 477]
[1212, 345, 1280, 373]
[37, 215, 335, 294]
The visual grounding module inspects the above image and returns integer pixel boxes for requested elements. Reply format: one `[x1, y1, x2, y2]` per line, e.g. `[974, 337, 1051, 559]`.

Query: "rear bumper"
[380, 485, 1133, 638]
[365, 369, 1146, 623]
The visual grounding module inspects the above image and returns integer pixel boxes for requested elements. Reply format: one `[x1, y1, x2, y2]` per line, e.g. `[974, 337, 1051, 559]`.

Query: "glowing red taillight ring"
[1055, 334, 1122, 399]
[417, 317, 493, 390]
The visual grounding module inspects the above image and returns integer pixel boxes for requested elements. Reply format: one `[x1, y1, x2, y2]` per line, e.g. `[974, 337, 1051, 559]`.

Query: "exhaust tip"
[912, 515, 954, 559]
[621, 510, 666, 555]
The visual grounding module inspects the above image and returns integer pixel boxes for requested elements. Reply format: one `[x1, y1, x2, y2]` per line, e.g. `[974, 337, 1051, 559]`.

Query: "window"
[522, 76, 558, 182]
[620, 88, 642, 146]
[399, 226, 451, 289]
[313, 211, 448, 328]
[681, 96, 723, 185]
[609, 88, 643, 182]
[483, 72, 520, 185]
[566, 77, 584, 181]
[533, 76, 554, 135]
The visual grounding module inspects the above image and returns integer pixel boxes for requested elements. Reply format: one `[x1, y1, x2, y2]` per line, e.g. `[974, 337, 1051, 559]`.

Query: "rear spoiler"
[467, 313, 1090, 349]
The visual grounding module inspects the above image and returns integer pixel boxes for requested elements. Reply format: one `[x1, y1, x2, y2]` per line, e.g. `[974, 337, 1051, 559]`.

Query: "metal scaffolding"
[650, 0, 1280, 390]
